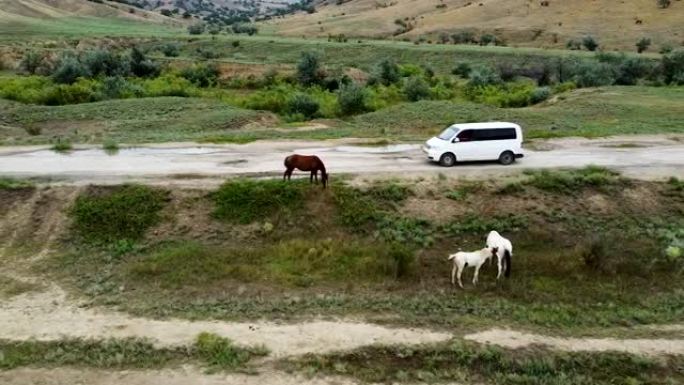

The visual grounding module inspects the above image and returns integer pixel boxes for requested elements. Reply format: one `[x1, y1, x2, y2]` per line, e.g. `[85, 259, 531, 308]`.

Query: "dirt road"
[0, 135, 682, 184]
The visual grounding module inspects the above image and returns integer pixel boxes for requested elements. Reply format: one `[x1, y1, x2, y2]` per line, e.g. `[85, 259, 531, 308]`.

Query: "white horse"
[447, 247, 498, 288]
[486, 230, 513, 279]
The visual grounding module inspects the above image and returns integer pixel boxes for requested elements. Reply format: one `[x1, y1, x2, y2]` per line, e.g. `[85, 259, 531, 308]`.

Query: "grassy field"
[13, 170, 677, 336]
[2, 85, 682, 145]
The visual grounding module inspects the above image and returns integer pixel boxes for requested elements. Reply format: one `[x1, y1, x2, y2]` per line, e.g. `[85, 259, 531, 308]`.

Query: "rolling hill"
[266, 0, 684, 50]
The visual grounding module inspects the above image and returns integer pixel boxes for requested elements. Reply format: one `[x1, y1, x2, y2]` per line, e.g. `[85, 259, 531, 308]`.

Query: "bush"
[129, 47, 160, 78]
[636, 37, 651, 53]
[70, 185, 167, 244]
[81, 49, 128, 77]
[180, 64, 220, 87]
[582, 35, 599, 51]
[522, 166, 623, 194]
[466, 66, 502, 88]
[195, 333, 267, 369]
[657, 0, 671, 8]
[188, 23, 205, 35]
[372, 58, 400, 86]
[139, 75, 196, 97]
[530, 87, 551, 104]
[337, 82, 368, 115]
[232, 24, 258, 35]
[452, 62, 471, 77]
[19, 51, 45, 74]
[212, 179, 306, 223]
[232, 40, 240, 48]
[566, 39, 582, 50]
[287, 93, 320, 118]
[616, 57, 652, 85]
[479, 34, 496, 46]
[662, 49, 684, 85]
[296, 51, 324, 86]
[466, 82, 538, 108]
[52, 56, 88, 84]
[573, 61, 615, 87]
[451, 30, 475, 44]
[161, 43, 180, 57]
[403, 76, 430, 101]
[42, 79, 103, 105]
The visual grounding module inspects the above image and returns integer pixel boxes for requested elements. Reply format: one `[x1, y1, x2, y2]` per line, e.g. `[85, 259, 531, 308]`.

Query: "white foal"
[486, 230, 513, 279]
[447, 247, 498, 288]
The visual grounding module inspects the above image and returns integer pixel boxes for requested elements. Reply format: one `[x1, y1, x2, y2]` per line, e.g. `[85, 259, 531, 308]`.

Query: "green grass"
[349, 86, 684, 139]
[0, 97, 270, 145]
[51, 138, 72, 153]
[288, 341, 683, 384]
[70, 185, 168, 244]
[212, 179, 308, 224]
[0, 334, 267, 371]
[102, 139, 119, 152]
[519, 166, 625, 194]
[0, 177, 34, 190]
[128, 239, 415, 288]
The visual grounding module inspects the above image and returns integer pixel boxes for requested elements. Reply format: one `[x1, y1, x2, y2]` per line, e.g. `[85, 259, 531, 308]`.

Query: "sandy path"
[0, 135, 682, 184]
[0, 285, 451, 357]
[0, 367, 364, 385]
[465, 328, 684, 356]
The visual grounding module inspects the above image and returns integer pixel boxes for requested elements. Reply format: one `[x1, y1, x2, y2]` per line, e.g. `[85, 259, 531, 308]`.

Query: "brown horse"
[283, 154, 329, 188]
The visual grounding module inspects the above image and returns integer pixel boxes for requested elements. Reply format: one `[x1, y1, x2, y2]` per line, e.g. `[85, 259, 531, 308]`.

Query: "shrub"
[232, 40, 240, 48]
[479, 34, 496, 46]
[81, 49, 128, 77]
[232, 24, 258, 35]
[52, 56, 88, 84]
[616, 57, 652, 85]
[522, 166, 623, 193]
[19, 51, 45, 74]
[129, 47, 160, 78]
[452, 62, 471, 77]
[195, 333, 267, 369]
[188, 23, 205, 35]
[212, 179, 306, 223]
[657, 0, 671, 8]
[372, 58, 400, 86]
[466, 66, 502, 88]
[42, 79, 103, 105]
[636, 37, 651, 53]
[102, 76, 143, 98]
[139, 75, 196, 97]
[662, 49, 684, 85]
[660, 44, 673, 54]
[451, 30, 475, 44]
[287, 93, 320, 118]
[207, 25, 221, 35]
[403, 76, 430, 101]
[296, 51, 324, 86]
[51, 138, 73, 152]
[573, 61, 615, 87]
[70, 185, 167, 244]
[582, 35, 599, 51]
[161, 43, 180, 57]
[337, 82, 368, 115]
[180, 64, 220, 87]
[399, 64, 423, 77]
[566, 39, 582, 50]
[530, 87, 551, 104]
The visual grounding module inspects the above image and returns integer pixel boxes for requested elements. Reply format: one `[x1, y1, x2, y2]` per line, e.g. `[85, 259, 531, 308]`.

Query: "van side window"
[472, 128, 517, 141]
[457, 130, 474, 142]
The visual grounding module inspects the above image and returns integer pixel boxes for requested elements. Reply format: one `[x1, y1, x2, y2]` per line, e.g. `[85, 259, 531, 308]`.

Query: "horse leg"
[451, 264, 456, 286]
[457, 264, 465, 288]
[496, 254, 503, 280]
[473, 263, 482, 285]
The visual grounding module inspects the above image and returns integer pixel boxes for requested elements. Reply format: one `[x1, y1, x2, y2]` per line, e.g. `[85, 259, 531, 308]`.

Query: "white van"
[423, 122, 524, 167]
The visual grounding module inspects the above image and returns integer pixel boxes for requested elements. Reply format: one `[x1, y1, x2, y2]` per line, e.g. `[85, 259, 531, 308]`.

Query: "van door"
[452, 129, 477, 161]
[472, 128, 517, 160]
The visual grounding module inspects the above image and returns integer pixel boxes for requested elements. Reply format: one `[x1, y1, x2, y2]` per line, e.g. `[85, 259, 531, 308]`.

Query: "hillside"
[266, 0, 684, 50]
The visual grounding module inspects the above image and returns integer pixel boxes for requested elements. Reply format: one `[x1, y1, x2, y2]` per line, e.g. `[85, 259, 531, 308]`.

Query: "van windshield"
[437, 127, 458, 141]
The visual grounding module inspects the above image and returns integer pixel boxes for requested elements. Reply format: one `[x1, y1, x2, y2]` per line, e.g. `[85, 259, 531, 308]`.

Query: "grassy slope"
[0, 0, 181, 40]
[268, 0, 684, 50]
[350, 86, 684, 139]
[0, 97, 273, 145]
[3, 86, 681, 145]
[32, 174, 684, 336]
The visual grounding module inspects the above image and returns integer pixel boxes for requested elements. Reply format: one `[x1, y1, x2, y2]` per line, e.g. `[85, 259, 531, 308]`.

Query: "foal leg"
[473, 262, 483, 285]
[451, 264, 457, 286]
[457, 264, 465, 288]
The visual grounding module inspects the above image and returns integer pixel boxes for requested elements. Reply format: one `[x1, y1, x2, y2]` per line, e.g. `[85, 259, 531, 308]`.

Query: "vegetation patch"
[0, 334, 267, 371]
[520, 166, 625, 194]
[0, 177, 34, 190]
[288, 341, 683, 384]
[0, 275, 40, 299]
[129, 239, 416, 288]
[70, 185, 168, 244]
[212, 179, 308, 223]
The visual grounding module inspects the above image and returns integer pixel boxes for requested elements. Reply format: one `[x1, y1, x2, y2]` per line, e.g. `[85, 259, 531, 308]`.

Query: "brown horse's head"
[322, 171, 329, 188]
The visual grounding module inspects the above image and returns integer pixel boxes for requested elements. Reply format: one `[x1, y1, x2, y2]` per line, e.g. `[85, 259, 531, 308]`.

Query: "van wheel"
[439, 153, 456, 167]
[499, 151, 515, 165]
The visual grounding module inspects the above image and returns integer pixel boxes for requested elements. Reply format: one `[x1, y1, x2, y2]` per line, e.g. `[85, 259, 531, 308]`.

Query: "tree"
[287, 93, 319, 118]
[82, 49, 128, 77]
[374, 58, 400, 85]
[662, 49, 684, 85]
[296, 51, 323, 86]
[403, 77, 430, 101]
[337, 83, 367, 115]
[187, 23, 205, 35]
[52, 56, 88, 84]
[129, 47, 160, 78]
[19, 51, 45, 75]
[582, 36, 599, 51]
[636, 37, 652, 53]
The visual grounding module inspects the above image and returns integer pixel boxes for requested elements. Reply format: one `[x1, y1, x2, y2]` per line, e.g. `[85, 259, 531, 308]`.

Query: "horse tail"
[284, 155, 293, 167]
[447, 254, 457, 261]
[503, 249, 512, 278]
